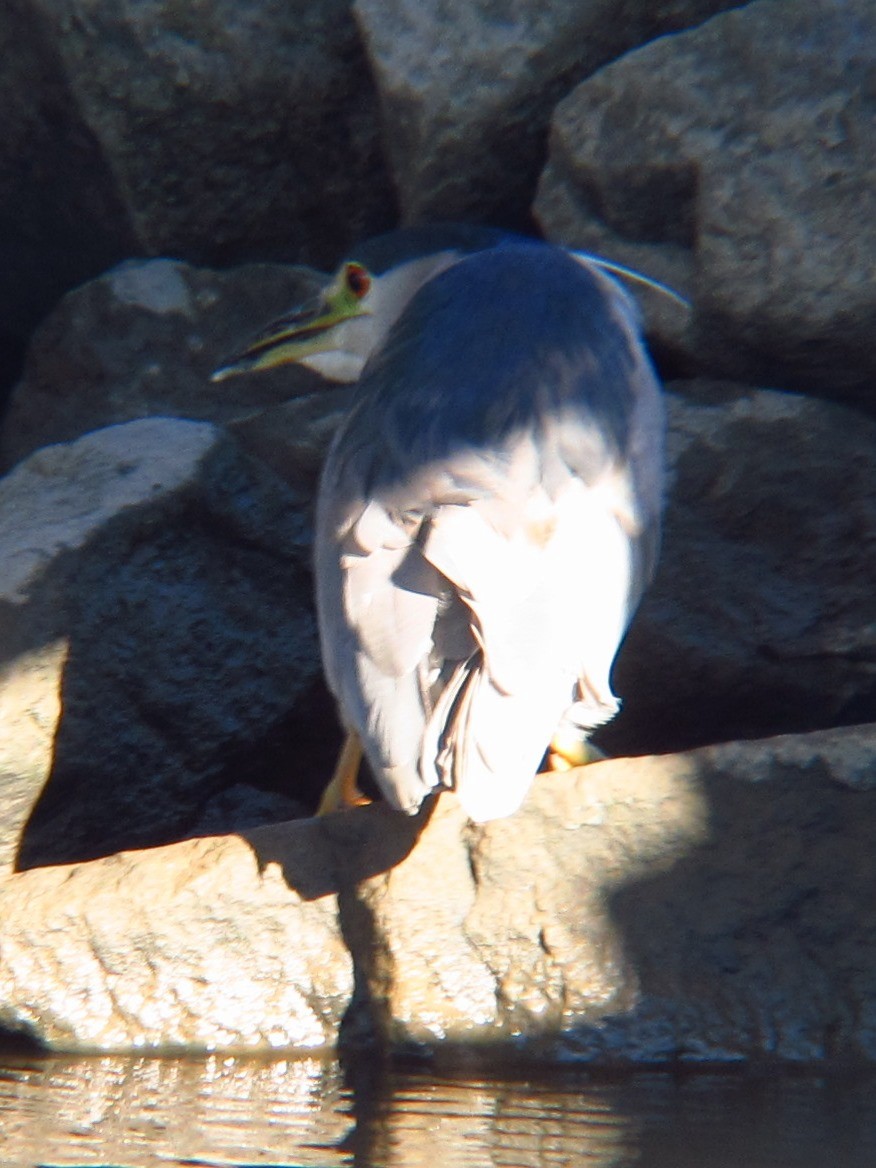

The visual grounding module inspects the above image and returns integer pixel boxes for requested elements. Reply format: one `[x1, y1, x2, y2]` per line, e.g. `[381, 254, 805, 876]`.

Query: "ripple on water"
[1, 1053, 876, 1168]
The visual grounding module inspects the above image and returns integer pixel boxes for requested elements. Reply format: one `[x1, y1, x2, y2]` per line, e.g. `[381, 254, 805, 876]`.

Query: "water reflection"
[0, 1053, 349, 1166]
[2, 1051, 875, 1167]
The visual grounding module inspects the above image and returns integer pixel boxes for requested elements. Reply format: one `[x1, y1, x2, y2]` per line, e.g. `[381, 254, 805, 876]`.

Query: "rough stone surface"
[0, 823, 351, 1052]
[0, 259, 327, 474]
[354, 0, 743, 229]
[0, 0, 396, 407]
[1, 727, 874, 1062]
[341, 726, 876, 1064]
[24, 0, 393, 266]
[0, 418, 328, 872]
[228, 388, 355, 498]
[601, 383, 876, 756]
[535, 0, 876, 406]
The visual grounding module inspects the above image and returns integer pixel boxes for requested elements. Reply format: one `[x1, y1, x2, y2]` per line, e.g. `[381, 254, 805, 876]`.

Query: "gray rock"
[0, 259, 328, 473]
[2, 727, 874, 1061]
[535, 0, 876, 406]
[601, 383, 876, 756]
[228, 387, 355, 497]
[38, 0, 394, 267]
[0, 0, 395, 389]
[0, 417, 326, 872]
[191, 783, 308, 836]
[0, 0, 136, 387]
[354, 0, 744, 228]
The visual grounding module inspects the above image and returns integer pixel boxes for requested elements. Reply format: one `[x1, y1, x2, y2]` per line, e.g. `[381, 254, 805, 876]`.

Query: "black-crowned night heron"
[214, 228, 675, 822]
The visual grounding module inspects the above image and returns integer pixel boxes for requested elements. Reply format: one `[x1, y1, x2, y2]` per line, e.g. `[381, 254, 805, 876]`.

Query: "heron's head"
[212, 260, 376, 385]
[211, 226, 521, 386]
[211, 225, 689, 388]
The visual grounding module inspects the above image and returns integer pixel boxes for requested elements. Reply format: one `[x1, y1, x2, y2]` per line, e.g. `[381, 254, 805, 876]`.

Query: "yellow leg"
[545, 727, 607, 773]
[316, 730, 370, 816]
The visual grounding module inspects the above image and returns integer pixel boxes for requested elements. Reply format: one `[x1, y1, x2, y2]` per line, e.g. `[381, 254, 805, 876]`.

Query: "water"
[2, 1051, 875, 1168]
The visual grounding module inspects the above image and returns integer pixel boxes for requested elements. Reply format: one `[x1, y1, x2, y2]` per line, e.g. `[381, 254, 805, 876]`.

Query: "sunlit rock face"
[536, 0, 876, 406]
[0, 821, 353, 1052]
[1, 730, 874, 1061]
[339, 731, 876, 1064]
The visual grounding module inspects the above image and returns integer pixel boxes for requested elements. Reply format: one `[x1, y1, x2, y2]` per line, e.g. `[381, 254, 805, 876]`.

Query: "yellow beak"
[212, 261, 374, 382]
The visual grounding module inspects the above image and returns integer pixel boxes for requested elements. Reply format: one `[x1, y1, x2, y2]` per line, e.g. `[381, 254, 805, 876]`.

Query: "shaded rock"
[535, 0, 876, 405]
[354, 0, 743, 228]
[1, 225, 559, 480]
[0, 417, 328, 872]
[0, 0, 396, 414]
[13, 0, 393, 265]
[192, 784, 308, 838]
[0, 823, 352, 1052]
[0, 0, 136, 395]
[227, 388, 355, 498]
[602, 383, 876, 756]
[0, 259, 328, 474]
[2, 726, 875, 1062]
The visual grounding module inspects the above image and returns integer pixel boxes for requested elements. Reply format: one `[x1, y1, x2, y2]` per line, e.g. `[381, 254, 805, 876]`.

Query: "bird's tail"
[425, 653, 571, 823]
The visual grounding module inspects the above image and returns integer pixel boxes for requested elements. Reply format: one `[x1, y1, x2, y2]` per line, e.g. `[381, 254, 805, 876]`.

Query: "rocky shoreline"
[0, 0, 873, 1059]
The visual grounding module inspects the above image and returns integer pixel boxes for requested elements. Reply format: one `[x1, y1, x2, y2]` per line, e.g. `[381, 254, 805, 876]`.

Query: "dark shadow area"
[340, 1060, 876, 1168]
[596, 753, 876, 1066]
[239, 796, 436, 905]
[8, 437, 336, 870]
[0, 1, 140, 424]
[0, 1024, 48, 1059]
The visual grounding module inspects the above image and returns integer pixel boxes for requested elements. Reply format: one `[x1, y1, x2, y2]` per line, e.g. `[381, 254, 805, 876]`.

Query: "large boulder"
[342, 727, 876, 1063]
[0, 823, 352, 1052]
[0, 417, 327, 872]
[0, 0, 132, 376]
[535, 0, 876, 408]
[2, 727, 874, 1061]
[0, 0, 395, 405]
[354, 0, 743, 228]
[18, 0, 395, 268]
[602, 383, 876, 755]
[0, 259, 326, 474]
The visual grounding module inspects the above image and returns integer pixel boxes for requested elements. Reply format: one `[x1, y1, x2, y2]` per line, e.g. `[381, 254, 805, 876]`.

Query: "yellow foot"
[316, 730, 372, 815]
[545, 728, 607, 773]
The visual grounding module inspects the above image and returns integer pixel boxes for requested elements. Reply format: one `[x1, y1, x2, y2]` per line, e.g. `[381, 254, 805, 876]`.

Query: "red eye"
[345, 262, 371, 300]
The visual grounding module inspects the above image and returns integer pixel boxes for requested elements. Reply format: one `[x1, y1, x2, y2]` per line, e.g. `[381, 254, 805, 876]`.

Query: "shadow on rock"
[596, 739, 876, 1065]
[238, 798, 437, 903]
[1, 419, 334, 872]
